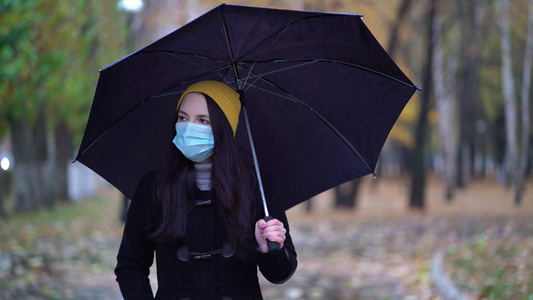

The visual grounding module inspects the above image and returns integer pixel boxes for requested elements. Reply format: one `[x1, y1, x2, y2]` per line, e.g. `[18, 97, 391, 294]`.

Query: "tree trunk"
[432, 12, 458, 200]
[387, 0, 413, 57]
[10, 102, 52, 212]
[382, 0, 413, 186]
[409, 0, 437, 210]
[456, 0, 486, 189]
[34, 102, 54, 207]
[55, 121, 73, 202]
[335, 179, 360, 208]
[0, 198, 6, 218]
[515, 0, 533, 205]
[497, 0, 518, 187]
[304, 198, 313, 213]
[11, 115, 39, 211]
[0, 170, 12, 217]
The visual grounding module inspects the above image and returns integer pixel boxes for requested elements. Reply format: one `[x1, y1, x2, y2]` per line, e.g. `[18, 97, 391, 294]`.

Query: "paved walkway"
[65, 212, 533, 299]
[64, 178, 533, 300]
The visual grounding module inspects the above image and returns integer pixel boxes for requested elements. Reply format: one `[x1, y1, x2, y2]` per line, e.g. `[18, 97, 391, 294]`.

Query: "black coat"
[115, 172, 297, 300]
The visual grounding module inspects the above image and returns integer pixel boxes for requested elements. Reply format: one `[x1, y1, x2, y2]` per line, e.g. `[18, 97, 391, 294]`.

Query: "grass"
[445, 232, 533, 299]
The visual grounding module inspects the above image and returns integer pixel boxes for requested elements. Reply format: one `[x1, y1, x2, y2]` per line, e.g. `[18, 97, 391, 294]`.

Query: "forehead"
[179, 93, 209, 115]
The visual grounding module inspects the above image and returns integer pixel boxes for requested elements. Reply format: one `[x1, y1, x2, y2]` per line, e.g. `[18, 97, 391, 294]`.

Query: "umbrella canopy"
[75, 3, 418, 210]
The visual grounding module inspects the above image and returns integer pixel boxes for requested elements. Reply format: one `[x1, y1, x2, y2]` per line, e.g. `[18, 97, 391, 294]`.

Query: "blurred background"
[0, 0, 532, 299]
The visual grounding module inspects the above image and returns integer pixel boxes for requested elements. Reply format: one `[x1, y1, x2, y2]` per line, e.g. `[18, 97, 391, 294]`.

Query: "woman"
[115, 80, 297, 300]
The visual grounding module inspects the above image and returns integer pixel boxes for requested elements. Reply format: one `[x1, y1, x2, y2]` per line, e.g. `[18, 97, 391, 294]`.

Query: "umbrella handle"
[264, 215, 280, 254]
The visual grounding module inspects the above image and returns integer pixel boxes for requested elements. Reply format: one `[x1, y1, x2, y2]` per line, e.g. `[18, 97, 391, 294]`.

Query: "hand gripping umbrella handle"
[263, 215, 280, 254]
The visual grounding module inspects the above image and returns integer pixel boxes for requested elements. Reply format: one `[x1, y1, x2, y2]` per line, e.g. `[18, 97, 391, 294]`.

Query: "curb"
[430, 250, 473, 300]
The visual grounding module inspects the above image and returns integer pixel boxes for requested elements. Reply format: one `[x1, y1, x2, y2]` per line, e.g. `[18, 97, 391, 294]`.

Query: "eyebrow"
[178, 111, 210, 119]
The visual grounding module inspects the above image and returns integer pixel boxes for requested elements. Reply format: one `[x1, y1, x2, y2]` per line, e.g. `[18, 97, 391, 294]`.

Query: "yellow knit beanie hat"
[177, 80, 241, 136]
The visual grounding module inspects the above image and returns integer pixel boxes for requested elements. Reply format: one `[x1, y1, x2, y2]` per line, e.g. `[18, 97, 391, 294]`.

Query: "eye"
[199, 118, 210, 125]
[177, 114, 187, 122]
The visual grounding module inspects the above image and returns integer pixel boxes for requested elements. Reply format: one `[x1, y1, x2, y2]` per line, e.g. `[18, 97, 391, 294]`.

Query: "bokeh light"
[1, 157, 9, 171]
[117, 0, 143, 12]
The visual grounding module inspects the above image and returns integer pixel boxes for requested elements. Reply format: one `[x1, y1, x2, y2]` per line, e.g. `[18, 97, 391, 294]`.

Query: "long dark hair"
[149, 94, 257, 260]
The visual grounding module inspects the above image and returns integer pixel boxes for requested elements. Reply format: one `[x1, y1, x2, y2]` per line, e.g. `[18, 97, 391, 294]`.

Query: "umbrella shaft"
[242, 106, 270, 217]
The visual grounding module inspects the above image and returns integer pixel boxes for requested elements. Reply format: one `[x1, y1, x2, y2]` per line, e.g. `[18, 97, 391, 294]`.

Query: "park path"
[262, 212, 532, 299]
[79, 212, 529, 299]
[72, 177, 532, 299]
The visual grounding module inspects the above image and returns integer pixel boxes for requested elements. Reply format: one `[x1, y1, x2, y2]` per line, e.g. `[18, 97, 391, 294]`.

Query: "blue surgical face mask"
[173, 122, 215, 162]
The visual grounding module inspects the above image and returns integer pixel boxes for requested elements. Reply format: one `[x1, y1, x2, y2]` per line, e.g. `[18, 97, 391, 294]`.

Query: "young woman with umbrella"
[114, 80, 298, 300]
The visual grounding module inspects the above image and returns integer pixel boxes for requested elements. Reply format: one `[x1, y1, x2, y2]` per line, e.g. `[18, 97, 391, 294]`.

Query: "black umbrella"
[75, 4, 419, 215]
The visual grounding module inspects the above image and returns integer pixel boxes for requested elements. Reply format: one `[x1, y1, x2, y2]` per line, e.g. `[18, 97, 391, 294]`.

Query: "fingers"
[258, 219, 286, 236]
[256, 218, 286, 247]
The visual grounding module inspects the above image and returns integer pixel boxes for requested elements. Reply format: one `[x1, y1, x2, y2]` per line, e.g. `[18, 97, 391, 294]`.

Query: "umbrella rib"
[307, 105, 376, 176]
[239, 14, 345, 82]
[155, 50, 236, 84]
[243, 58, 420, 90]
[141, 52, 419, 90]
[76, 94, 159, 159]
[78, 64, 227, 159]
[241, 23, 291, 90]
[233, 13, 417, 92]
[220, 6, 243, 90]
[241, 60, 320, 91]
[154, 59, 315, 98]
[162, 50, 228, 64]
[136, 50, 243, 92]
[216, 12, 417, 91]
[243, 78, 376, 176]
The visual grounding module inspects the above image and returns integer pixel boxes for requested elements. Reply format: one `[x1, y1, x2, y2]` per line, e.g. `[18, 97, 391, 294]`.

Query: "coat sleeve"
[254, 182, 298, 284]
[115, 173, 157, 299]
[256, 239, 297, 284]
